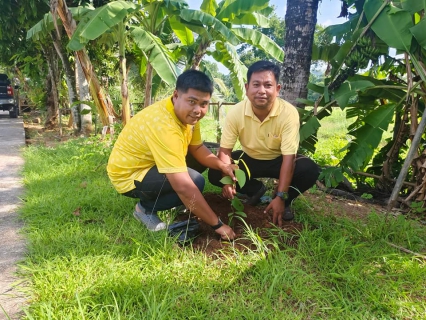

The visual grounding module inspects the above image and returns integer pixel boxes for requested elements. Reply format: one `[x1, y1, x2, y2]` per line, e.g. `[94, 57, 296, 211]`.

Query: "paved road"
[0, 111, 26, 320]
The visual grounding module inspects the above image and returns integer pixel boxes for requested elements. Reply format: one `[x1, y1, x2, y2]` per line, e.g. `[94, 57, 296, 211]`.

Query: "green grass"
[10, 135, 426, 319]
[313, 108, 393, 166]
[314, 108, 350, 166]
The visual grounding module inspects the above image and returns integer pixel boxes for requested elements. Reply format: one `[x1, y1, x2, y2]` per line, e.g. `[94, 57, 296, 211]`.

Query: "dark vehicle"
[0, 73, 19, 118]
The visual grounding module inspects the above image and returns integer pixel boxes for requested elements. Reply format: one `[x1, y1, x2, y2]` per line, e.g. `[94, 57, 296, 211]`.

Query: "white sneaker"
[133, 205, 167, 231]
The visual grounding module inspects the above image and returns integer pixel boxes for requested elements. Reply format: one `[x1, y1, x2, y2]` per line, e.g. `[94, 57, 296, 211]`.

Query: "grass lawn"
[12, 116, 426, 319]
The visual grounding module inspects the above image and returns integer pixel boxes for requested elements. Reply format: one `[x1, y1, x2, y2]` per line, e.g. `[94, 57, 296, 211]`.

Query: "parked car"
[0, 73, 19, 118]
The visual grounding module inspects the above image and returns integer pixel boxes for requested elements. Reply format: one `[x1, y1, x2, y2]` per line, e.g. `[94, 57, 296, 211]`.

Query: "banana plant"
[27, 2, 118, 127]
[301, 0, 426, 204]
[178, 0, 284, 100]
[65, 0, 182, 113]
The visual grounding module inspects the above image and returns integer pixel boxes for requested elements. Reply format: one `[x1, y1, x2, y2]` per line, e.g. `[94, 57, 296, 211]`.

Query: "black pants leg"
[123, 166, 205, 213]
[208, 152, 320, 206]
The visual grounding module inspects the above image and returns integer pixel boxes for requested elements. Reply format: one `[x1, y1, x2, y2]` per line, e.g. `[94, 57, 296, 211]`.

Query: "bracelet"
[211, 218, 223, 230]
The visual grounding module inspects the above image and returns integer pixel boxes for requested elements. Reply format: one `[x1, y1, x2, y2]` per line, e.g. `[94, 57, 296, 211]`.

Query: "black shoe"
[168, 218, 201, 245]
[283, 206, 294, 221]
[246, 184, 267, 206]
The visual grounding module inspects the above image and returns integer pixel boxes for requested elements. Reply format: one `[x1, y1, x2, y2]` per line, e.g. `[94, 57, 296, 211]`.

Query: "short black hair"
[247, 60, 281, 84]
[176, 70, 214, 95]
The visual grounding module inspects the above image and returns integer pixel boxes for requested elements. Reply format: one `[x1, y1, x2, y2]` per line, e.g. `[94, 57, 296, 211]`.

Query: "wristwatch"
[211, 218, 224, 230]
[275, 191, 289, 201]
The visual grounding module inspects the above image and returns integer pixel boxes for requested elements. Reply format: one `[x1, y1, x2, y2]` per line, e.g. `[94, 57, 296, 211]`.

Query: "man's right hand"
[222, 184, 236, 200]
[215, 224, 236, 241]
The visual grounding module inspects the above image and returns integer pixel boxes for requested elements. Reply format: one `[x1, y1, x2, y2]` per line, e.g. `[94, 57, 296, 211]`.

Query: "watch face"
[277, 192, 288, 200]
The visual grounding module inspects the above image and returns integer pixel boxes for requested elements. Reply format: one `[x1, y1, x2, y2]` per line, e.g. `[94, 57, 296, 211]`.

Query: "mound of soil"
[185, 191, 388, 256]
[189, 193, 303, 254]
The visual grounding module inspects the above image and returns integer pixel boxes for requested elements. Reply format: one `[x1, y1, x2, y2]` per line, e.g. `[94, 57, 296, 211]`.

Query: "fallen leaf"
[72, 207, 81, 216]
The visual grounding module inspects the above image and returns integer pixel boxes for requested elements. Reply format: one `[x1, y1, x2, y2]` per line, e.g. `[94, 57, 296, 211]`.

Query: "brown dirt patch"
[23, 114, 74, 147]
[187, 191, 388, 256]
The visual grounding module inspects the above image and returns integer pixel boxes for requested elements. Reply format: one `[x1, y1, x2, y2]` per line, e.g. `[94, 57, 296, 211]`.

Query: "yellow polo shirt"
[220, 98, 300, 160]
[107, 96, 202, 193]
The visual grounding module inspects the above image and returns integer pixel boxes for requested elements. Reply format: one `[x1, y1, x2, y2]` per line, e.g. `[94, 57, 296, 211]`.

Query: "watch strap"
[211, 218, 224, 230]
[275, 191, 289, 200]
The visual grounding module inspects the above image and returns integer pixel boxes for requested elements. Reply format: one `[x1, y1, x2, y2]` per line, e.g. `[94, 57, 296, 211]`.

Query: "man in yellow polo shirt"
[107, 70, 237, 240]
[208, 61, 320, 227]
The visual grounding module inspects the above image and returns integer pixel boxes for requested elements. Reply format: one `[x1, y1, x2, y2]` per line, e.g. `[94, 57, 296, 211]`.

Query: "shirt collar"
[244, 98, 281, 120]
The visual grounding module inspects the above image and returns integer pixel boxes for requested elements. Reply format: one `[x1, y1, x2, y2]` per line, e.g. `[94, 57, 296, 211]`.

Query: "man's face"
[245, 70, 281, 110]
[173, 88, 211, 125]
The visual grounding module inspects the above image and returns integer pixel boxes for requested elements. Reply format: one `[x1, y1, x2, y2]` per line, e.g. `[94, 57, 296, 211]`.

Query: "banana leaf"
[131, 26, 178, 86]
[364, 0, 413, 51]
[231, 28, 284, 62]
[216, 0, 269, 22]
[68, 1, 138, 51]
[210, 42, 247, 100]
[180, 9, 240, 45]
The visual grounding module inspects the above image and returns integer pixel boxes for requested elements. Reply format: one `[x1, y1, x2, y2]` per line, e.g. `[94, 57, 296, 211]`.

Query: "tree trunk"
[76, 58, 93, 135]
[42, 43, 60, 129]
[120, 56, 130, 124]
[144, 63, 153, 107]
[281, 0, 320, 108]
[191, 40, 210, 70]
[118, 22, 130, 125]
[51, 0, 116, 126]
[51, 30, 78, 129]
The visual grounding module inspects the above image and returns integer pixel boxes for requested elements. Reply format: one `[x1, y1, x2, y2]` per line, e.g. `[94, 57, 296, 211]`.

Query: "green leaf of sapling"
[220, 176, 234, 185]
[231, 198, 245, 211]
[235, 169, 246, 188]
[236, 211, 247, 218]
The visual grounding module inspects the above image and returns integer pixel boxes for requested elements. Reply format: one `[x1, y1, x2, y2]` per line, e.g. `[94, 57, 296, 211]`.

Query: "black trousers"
[208, 151, 320, 206]
[123, 166, 205, 213]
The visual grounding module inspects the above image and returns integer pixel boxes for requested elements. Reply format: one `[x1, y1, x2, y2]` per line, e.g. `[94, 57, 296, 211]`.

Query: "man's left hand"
[264, 197, 285, 227]
[219, 163, 239, 182]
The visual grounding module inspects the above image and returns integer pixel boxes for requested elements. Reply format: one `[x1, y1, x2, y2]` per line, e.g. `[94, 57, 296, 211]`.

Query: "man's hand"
[218, 162, 238, 199]
[264, 197, 285, 227]
[222, 184, 236, 200]
[215, 224, 236, 241]
[219, 163, 239, 181]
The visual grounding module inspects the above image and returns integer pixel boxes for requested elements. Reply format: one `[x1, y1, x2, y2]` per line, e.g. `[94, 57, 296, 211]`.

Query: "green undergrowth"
[12, 136, 426, 319]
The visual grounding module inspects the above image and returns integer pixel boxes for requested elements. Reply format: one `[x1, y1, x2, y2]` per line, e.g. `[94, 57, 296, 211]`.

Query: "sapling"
[219, 154, 251, 225]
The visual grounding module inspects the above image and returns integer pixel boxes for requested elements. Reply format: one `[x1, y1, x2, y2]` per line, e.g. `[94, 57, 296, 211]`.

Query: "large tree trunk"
[51, 0, 116, 126]
[281, 0, 319, 108]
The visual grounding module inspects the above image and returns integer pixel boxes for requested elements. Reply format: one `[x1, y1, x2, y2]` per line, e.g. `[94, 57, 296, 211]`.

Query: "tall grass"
[9, 135, 425, 319]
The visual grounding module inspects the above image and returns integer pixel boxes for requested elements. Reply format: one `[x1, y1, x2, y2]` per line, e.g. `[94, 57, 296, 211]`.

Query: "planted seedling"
[219, 154, 251, 225]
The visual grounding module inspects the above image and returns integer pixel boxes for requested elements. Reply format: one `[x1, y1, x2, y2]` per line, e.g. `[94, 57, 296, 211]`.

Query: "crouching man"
[208, 61, 320, 226]
[107, 70, 236, 240]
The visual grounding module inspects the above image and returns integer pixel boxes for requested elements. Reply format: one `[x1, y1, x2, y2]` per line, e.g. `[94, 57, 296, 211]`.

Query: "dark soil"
[189, 193, 305, 255]
[187, 191, 388, 256]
